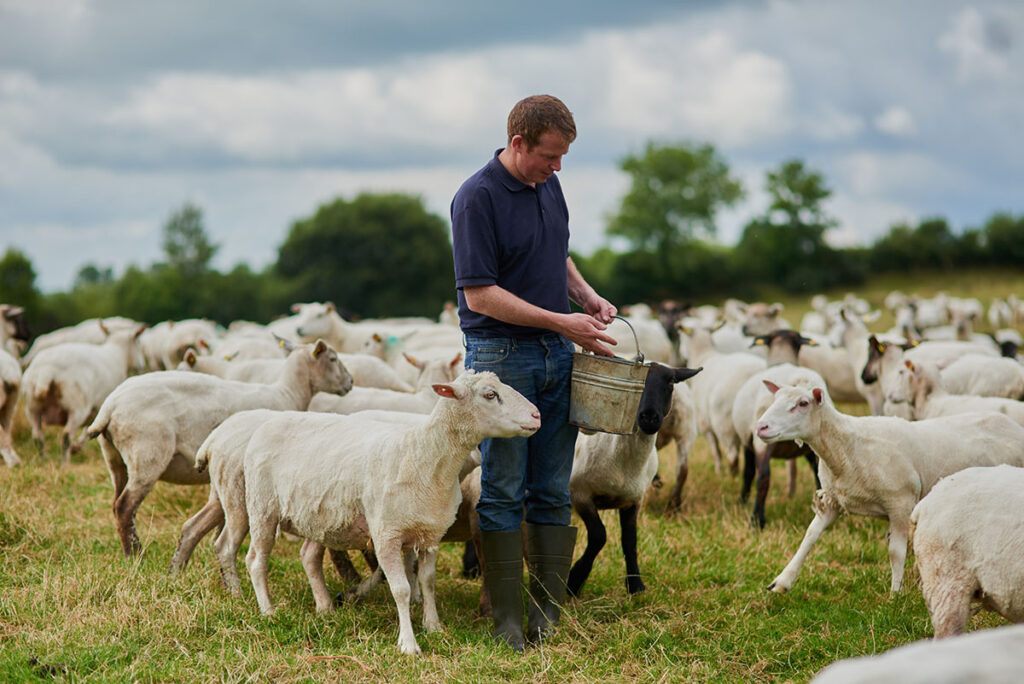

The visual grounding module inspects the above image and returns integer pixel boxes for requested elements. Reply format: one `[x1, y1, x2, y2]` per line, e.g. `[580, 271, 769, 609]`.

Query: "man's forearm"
[463, 285, 565, 330]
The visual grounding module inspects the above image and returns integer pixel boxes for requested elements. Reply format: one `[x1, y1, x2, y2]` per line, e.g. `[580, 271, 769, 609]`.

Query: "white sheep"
[911, 465, 1024, 638]
[886, 359, 1024, 425]
[810, 623, 1024, 684]
[85, 339, 353, 556]
[936, 353, 1024, 399]
[0, 349, 23, 466]
[22, 317, 140, 368]
[179, 346, 414, 392]
[755, 381, 1024, 594]
[215, 370, 540, 655]
[21, 323, 146, 463]
[308, 352, 461, 415]
[0, 305, 30, 359]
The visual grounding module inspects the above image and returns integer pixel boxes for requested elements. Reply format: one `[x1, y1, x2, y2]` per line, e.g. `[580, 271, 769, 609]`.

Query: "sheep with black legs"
[567, 363, 701, 597]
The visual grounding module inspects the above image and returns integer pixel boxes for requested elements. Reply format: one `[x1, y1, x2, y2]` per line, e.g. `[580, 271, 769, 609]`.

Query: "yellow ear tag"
[278, 340, 285, 349]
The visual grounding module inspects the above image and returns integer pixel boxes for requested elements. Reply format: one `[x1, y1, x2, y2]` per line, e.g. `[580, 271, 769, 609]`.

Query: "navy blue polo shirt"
[450, 149, 571, 337]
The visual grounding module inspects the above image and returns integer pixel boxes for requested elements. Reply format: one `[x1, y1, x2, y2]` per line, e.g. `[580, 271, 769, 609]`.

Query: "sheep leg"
[785, 459, 797, 498]
[348, 565, 385, 601]
[99, 435, 128, 501]
[0, 427, 21, 467]
[61, 409, 90, 463]
[752, 447, 773, 529]
[374, 538, 421, 655]
[328, 548, 362, 585]
[704, 429, 724, 475]
[739, 446, 756, 504]
[473, 536, 492, 617]
[245, 513, 280, 615]
[300, 540, 334, 613]
[28, 407, 45, 451]
[405, 548, 421, 605]
[417, 547, 443, 632]
[170, 493, 224, 575]
[918, 560, 974, 638]
[112, 479, 157, 557]
[767, 496, 840, 594]
[666, 440, 689, 513]
[567, 501, 606, 598]
[619, 505, 645, 594]
[886, 518, 911, 593]
[214, 492, 252, 596]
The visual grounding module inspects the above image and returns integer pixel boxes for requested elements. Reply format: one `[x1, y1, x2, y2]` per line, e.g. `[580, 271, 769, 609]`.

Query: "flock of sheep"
[0, 291, 1023, 675]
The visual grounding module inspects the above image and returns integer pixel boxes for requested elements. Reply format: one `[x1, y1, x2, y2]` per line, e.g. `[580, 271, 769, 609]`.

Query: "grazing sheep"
[22, 317, 140, 368]
[567, 363, 701, 597]
[911, 465, 1024, 638]
[86, 339, 352, 556]
[755, 381, 1024, 594]
[0, 349, 23, 466]
[810, 623, 1024, 684]
[216, 370, 540, 655]
[21, 323, 146, 463]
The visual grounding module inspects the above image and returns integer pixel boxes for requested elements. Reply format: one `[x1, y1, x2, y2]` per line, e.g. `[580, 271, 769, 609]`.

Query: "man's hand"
[583, 296, 617, 325]
[561, 312, 618, 357]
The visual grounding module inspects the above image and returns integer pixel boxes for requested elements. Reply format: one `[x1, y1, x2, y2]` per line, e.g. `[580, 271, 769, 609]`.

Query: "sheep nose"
[531, 410, 541, 421]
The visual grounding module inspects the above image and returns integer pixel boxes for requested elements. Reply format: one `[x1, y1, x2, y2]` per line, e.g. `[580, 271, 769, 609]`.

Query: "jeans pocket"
[466, 338, 511, 366]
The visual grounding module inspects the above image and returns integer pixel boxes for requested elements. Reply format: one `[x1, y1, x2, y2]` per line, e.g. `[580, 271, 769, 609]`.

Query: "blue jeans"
[464, 332, 578, 532]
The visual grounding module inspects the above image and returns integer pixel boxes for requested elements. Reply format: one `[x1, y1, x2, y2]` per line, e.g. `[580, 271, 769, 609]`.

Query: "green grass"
[1, 270, 1018, 682]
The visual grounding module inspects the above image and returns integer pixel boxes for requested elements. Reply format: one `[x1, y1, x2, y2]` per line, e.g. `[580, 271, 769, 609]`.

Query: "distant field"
[0, 270, 1019, 682]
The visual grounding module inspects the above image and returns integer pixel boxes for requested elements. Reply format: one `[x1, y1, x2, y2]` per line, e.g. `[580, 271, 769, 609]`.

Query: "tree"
[734, 159, 860, 292]
[276, 193, 455, 319]
[162, 202, 218, 278]
[983, 212, 1024, 265]
[607, 142, 744, 252]
[0, 248, 41, 308]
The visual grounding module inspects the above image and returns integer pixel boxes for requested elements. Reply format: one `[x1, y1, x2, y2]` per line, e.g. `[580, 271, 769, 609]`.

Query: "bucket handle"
[581, 314, 644, 365]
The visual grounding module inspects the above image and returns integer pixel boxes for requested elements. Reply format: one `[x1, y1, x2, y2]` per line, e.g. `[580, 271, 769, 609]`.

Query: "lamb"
[85, 338, 353, 556]
[755, 381, 1024, 594]
[810, 623, 1024, 684]
[21, 323, 146, 463]
[911, 465, 1024, 638]
[567, 363, 701, 597]
[0, 349, 23, 466]
[215, 370, 540, 655]
[179, 346, 414, 392]
[886, 359, 1024, 425]
[308, 352, 461, 415]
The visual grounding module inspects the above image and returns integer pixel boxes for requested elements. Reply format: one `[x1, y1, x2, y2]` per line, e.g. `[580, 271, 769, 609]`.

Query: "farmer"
[450, 94, 618, 650]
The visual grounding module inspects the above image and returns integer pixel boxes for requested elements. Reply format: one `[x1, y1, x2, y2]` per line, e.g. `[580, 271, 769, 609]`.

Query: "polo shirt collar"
[490, 148, 533, 192]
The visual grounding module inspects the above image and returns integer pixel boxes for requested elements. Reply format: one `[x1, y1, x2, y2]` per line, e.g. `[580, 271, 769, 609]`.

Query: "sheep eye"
[797, 399, 809, 408]
[483, 390, 498, 401]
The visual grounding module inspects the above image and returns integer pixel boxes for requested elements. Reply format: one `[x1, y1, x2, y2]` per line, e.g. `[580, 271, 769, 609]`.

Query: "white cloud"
[938, 6, 1010, 81]
[803, 104, 864, 141]
[874, 106, 916, 137]
[832, 151, 966, 198]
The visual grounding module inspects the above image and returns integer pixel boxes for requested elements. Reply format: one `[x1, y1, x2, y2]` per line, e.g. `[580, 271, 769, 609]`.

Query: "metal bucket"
[569, 316, 649, 435]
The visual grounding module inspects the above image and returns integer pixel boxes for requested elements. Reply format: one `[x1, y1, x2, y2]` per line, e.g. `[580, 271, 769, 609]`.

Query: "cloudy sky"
[1, 1, 1021, 293]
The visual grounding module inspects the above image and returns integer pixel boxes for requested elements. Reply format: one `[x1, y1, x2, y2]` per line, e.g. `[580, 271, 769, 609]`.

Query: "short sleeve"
[451, 186, 499, 289]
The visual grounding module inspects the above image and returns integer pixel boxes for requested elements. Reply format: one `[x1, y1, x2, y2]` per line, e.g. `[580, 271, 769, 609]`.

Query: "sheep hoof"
[767, 580, 787, 594]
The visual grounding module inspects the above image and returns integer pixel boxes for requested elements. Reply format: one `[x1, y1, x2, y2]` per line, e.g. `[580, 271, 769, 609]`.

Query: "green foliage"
[277, 193, 455, 319]
[0, 248, 41, 311]
[607, 142, 743, 251]
[161, 202, 218, 278]
[983, 212, 1024, 265]
[734, 159, 862, 294]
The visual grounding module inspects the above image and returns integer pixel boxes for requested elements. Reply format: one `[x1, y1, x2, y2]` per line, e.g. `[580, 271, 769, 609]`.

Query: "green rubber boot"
[480, 529, 525, 652]
[525, 523, 577, 644]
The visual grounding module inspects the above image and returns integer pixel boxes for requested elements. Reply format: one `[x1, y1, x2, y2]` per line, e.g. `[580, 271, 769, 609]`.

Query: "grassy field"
[0, 269, 1019, 682]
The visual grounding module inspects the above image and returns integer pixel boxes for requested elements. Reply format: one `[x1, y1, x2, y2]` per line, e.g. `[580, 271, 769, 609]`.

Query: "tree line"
[2, 141, 1023, 335]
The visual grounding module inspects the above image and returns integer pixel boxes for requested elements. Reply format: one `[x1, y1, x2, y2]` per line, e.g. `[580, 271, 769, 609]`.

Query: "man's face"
[510, 130, 570, 185]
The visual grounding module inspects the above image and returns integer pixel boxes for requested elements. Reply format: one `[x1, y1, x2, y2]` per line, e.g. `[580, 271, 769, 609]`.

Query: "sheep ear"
[449, 353, 464, 372]
[403, 352, 424, 370]
[198, 338, 211, 351]
[812, 388, 825, 404]
[763, 380, 781, 394]
[133, 325, 147, 340]
[99, 320, 110, 336]
[184, 349, 197, 366]
[800, 335, 818, 347]
[311, 339, 328, 358]
[372, 333, 383, 343]
[674, 367, 701, 382]
[904, 359, 916, 372]
[290, 302, 303, 313]
[432, 383, 460, 400]
[3, 306, 24, 319]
